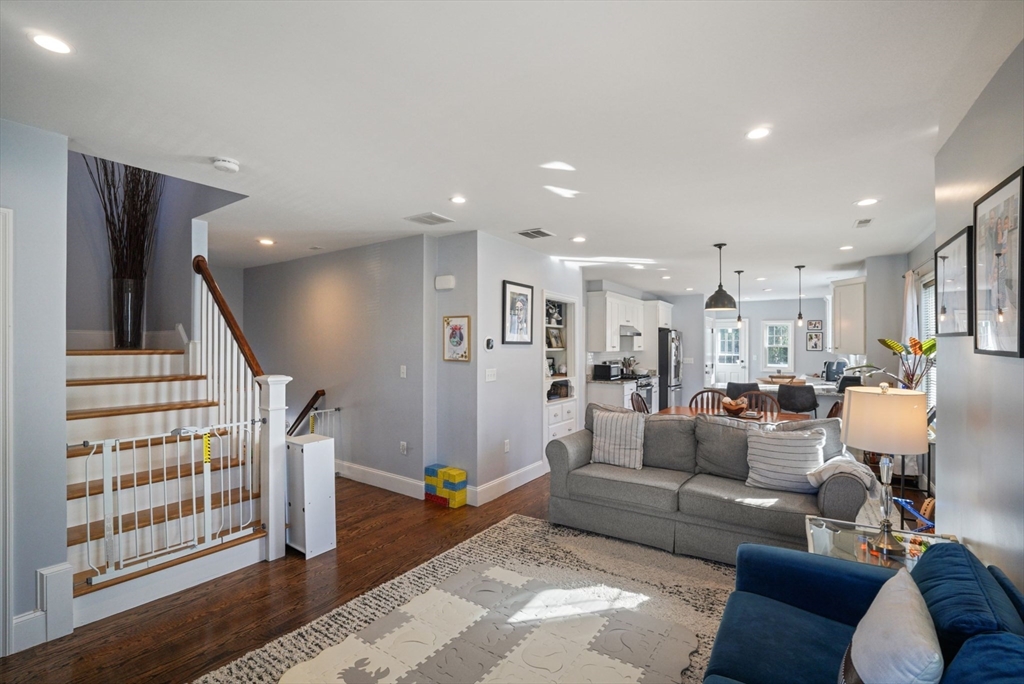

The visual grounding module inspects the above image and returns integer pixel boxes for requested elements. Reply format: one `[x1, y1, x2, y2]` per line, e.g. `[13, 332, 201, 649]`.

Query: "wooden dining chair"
[630, 391, 650, 414]
[826, 401, 844, 419]
[739, 391, 781, 420]
[689, 389, 726, 413]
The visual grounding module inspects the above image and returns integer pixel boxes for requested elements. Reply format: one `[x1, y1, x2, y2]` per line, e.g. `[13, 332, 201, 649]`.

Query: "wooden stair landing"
[67, 400, 217, 421]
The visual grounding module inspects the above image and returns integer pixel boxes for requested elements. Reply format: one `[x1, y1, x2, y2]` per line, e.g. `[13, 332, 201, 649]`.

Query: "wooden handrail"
[288, 389, 326, 436]
[192, 255, 264, 377]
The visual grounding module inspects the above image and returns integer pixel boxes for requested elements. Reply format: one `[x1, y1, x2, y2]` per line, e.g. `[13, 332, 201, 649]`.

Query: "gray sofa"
[546, 403, 869, 564]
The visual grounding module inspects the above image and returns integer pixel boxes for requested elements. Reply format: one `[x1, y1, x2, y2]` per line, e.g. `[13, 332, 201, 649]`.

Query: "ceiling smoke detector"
[517, 228, 556, 239]
[404, 212, 454, 226]
[212, 157, 239, 173]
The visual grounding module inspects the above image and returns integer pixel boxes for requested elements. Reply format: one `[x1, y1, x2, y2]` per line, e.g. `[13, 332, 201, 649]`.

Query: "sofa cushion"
[774, 417, 844, 461]
[591, 409, 645, 469]
[745, 427, 825, 494]
[694, 414, 751, 480]
[911, 544, 1024, 663]
[941, 632, 1024, 684]
[584, 402, 632, 432]
[988, 565, 1024, 622]
[706, 590, 853, 684]
[567, 463, 691, 513]
[643, 414, 697, 472]
[678, 474, 819, 538]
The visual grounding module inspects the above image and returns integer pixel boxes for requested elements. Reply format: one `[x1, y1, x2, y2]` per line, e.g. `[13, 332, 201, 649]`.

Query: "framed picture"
[935, 225, 974, 336]
[807, 320, 823, 331]
[502, 280, 533, 344]
[806, 332, 823, 351]
[442, 315, 471, 362]
[546, 357, 556, 376]
[547, 328, 564, 349]
[974, 167, 1022, 357]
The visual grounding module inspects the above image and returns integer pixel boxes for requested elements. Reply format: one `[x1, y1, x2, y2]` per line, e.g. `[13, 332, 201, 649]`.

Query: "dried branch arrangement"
[83, 154, 164, 280]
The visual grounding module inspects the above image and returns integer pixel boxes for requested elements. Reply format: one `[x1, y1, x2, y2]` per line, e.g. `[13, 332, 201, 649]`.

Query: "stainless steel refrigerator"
[658, 328, 683, 408]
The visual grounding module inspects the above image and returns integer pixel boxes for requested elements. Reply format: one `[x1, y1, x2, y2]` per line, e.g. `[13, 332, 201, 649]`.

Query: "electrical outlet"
[400, 441, 407, 455]
[486, 368, 497, 382]
[504, 439, 510, 453]
[400, 365, 407, 378]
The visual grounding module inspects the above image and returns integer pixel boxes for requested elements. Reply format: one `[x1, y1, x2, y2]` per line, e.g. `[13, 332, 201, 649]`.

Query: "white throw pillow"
[591, 408, 645, 470]
[745, 427, 826, 493]
[842, 568, 943, 684]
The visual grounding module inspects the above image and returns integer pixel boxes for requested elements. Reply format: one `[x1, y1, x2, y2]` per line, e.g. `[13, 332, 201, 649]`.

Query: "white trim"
[73, 536, 263, 627]
[0, 206, 12, 656]
[11, 611, 45, 654]
[468, 459, 549, 507]
[336, 460, 424, 499]
[66, 329, 184, 350]
[761, 319, 796, 373]
[37, 563, 72, 640]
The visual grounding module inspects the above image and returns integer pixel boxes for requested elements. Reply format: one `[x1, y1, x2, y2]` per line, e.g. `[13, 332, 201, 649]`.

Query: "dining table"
[657, 406, 809, 422]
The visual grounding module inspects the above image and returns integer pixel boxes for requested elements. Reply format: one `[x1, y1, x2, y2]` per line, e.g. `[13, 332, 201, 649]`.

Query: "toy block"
[425, 464, 443, 478]
[448, 489, 467, 508]
[425, 475, 441, 489]
[425, 492, 448, 506]
[438, 467, 466, 484]
[442, 479, 467, 492]
[425, 483, 438, 496]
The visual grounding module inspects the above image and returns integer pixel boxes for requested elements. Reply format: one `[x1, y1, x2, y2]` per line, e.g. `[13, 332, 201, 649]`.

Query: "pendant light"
[705, 244, 737, 311]
[996, 252, 1005, 323]
[735, 270, 744, 327]
[795, 265, 805, 326]
[939, 255, 948, 322]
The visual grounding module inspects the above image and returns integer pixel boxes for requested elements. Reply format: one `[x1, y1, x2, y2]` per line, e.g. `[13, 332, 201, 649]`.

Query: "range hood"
[619, 325, 642, 337]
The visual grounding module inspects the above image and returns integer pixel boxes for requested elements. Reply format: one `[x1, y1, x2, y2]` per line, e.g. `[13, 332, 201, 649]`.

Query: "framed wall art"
[935, 225, 974, 336]
[807, 320, 822, 331]
[502, 280, 533, 344]
[974, 167, 1022, 357]
[806, 332, 823, 351]
[443, 315, 471, 362]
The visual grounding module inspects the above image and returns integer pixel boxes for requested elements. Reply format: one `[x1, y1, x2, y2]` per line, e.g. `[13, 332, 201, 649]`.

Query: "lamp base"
[869, 519, 905, 556]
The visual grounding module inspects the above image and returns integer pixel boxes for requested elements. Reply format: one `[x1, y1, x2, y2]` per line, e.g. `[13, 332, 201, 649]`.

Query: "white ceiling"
[2, 1, 1022, 300]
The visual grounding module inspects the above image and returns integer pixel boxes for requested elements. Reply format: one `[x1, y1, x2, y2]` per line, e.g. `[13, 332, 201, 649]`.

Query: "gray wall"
[667, 294, 707, 402]
[865, 254, 910, 376]
[67, 152, 244, 340]
[209, 264, 244, 330]
[244, 234, 428, 483]
[0, 119, 69, 614]
[934, 41, 1024, 587]
[714, 298, 839, 378]
[909, 232, 936, 275]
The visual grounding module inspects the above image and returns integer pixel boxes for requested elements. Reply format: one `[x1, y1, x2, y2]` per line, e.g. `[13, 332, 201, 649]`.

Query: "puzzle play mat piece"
[279, 566, 698, 684]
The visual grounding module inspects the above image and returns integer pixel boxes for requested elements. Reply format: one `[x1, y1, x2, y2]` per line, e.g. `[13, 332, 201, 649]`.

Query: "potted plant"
[849, 337, 937, 390]
[83, 155, 164, 349]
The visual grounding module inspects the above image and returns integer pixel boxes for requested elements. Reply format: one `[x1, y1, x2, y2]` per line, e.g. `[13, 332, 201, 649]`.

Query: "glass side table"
[805, 516, 958, 571]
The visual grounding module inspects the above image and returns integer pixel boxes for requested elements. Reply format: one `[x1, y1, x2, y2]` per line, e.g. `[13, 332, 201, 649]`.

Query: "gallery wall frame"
[934, 225, 974, 337]
[442, 315, 471, 362]
[502, 280, 534, 345]
[973, 167, 1022, 357]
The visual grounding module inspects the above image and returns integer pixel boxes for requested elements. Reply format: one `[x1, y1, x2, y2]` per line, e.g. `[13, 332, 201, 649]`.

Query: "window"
[921, 279, 937, 409]
[717, 327, 740, 364]
[762, 321, 794, 371]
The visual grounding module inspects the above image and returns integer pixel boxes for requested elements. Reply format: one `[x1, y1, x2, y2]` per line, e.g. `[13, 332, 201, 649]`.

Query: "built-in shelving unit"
[543, 293, 579, 448]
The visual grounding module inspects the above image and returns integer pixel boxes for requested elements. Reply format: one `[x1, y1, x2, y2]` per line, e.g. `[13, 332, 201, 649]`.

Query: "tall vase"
[112, 278, 145, 349]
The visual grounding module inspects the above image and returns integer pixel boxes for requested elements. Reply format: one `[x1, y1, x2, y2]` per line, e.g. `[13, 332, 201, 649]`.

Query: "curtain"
[902, 270, 919, 342]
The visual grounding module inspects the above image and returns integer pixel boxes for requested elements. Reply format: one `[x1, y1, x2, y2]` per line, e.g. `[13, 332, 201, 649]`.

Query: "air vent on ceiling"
[853, 218, 873, 229]
[404, 212, 454, 226]
[517, 228, 556, 239]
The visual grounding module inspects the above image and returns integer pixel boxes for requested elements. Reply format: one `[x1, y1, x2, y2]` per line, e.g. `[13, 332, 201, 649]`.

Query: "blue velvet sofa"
[706, 543, 1024, 683]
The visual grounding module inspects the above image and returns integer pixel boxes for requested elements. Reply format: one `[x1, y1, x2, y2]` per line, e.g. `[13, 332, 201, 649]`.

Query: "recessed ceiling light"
[656, 268, 667, 271]
[946, 278, 954, 283]
[258, 238, 274, 245]
[630, 264, 645, 270]
[662, 276, 671, 280]
[572, 236, 586, 243]
[685, 288, 694, 291]
[449, 195, 466, 204]
[855, 198, 878, 206]
[540, 161, 575, 171]
[544, 185, 580, 198]
[840, 245, 854, 250]
[32, 34, 71, 53]
[756, 277, 767, 281]
[746, 127, 771, 140]
[763, 288, 772, 292]
[800, 294, 807, 297]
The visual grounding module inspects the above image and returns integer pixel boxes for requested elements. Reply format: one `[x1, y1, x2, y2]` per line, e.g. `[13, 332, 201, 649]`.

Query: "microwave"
[593, 362, 622, 381]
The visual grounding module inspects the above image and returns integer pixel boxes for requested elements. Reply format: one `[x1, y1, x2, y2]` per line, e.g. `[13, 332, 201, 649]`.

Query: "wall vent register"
[517, 228, 556, 239]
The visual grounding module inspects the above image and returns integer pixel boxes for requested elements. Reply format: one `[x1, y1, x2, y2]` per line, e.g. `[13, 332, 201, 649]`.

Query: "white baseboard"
[66, 329, 183, 350]
[469, 459, 549, 507]
[73, 537, 264, 627]
[336, 461, 424, 500]
[8, 562, 73, 654]
[11, 610, 45, 654]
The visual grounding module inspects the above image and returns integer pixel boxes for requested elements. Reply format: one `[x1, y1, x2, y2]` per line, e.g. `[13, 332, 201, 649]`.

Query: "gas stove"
[621, 373, 654, 387]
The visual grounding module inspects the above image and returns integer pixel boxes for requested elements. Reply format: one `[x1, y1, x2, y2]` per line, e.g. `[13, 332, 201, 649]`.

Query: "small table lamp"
[841, 384, 928, 555]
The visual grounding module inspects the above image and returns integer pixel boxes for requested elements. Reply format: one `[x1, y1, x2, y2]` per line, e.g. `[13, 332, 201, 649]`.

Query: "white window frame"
[762, 320, 794, 372]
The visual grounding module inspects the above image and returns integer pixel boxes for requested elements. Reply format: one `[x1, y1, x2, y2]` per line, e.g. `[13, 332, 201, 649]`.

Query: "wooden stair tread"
[68, 456, 245, 500]
[67, 489, 259, 546]
[72, 525, 265, 597]
[67, 428, 230, 458]
[67, 400, 218, 421]
[67, 374, 205, 387]
[67, 349, 184, 356]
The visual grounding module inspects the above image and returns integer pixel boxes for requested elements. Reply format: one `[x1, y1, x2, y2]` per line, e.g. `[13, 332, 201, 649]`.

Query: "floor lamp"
[841, 384, 928, 555]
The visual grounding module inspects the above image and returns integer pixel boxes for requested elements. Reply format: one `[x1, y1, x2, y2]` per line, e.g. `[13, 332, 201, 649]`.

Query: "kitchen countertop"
[587, 378, 639, 385]
[709, 382, 843, 398]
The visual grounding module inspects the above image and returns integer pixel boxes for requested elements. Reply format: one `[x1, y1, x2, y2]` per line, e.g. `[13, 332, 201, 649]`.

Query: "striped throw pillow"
[591, 409, 646, 470]
[745, 427, 826, 493]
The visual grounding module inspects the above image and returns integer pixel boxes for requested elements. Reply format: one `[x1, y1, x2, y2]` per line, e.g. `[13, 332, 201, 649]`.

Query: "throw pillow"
[774, 417, 844, 461]
[591, 408, 645, 470]
[842, 568, 943, 684]
[745, 427, 826, 494]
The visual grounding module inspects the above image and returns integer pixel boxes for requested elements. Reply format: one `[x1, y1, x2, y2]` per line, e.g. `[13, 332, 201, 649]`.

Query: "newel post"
[256, 374, 292, 561]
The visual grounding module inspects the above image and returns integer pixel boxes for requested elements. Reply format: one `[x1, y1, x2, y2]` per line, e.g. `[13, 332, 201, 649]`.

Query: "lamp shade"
[705, 286, 737, 311]
[841, 386, 928, 455]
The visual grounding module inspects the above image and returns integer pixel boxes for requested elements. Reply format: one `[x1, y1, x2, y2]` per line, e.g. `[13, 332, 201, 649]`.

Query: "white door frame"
[713, 318, 749, 383]
[703, 316, 715, 387]
[1, 207, 13, 656]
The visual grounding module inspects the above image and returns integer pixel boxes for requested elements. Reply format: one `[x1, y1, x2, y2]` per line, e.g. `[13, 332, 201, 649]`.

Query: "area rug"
[196, 515, 736, 684]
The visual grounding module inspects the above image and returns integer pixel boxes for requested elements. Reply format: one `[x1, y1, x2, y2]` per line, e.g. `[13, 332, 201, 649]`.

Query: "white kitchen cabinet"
[586, 292, 646, 352]
[586, 380, 637, 409]
[285, 434, 337, 560]
[832, 276, 866, 355]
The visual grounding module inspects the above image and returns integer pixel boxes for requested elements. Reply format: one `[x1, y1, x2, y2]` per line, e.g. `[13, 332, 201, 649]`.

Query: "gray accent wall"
[865, 254, 910, 375]
[0, 119, 68, 614]
[909, 232, 936, 275]
[934, 41, 1024, 587]
[666, 293, 707, 402]
[209, 265, 244, 330]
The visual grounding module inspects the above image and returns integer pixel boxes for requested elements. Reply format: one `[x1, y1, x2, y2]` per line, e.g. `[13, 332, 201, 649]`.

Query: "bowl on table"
[721, 397, 748, 416]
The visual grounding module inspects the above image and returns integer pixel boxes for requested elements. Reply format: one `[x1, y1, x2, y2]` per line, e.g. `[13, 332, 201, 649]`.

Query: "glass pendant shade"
[705, 244, 737, 311]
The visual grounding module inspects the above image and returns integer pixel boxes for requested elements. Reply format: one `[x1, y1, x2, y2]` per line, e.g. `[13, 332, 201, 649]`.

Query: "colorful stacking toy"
[424, 464, 467, 508]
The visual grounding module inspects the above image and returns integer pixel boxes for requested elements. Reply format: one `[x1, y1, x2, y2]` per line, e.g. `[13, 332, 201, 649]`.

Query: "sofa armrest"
[818, 472, 869, 521]
[546, 429, 593, 499]
[735, 543, 895, 627]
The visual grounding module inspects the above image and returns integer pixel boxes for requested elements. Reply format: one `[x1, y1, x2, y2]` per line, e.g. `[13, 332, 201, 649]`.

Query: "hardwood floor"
[0, 475, 551, 684]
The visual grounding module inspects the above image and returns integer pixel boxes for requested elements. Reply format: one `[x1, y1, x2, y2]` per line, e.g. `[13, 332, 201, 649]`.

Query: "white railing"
[295, 407, 342, 440]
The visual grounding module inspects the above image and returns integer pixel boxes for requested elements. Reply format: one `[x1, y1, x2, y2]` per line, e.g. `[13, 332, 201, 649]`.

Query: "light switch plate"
[485, 368, 497, 382]
[683, 358, 694, 364]
[400, 365, 407, 378]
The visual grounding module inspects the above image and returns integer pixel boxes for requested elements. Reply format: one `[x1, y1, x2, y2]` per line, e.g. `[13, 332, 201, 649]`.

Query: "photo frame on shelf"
[442, 315, 471, 362]
[806, 332, 823, 351]
[807, 320, 823, 331]
[546, 357, 556, 376]
[502, 280, 533, 344]
[973, 167, 1022, 357]
[935, 225, 974, 337]
[546, 327, 564, 349]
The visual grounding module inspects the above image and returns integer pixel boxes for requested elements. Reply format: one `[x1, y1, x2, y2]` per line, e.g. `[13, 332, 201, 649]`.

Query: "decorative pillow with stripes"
[745, 427, 826, 493]
[591, 408, 646, 470]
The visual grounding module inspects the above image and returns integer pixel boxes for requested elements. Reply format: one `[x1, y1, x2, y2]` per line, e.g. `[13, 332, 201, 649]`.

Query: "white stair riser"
[66, 380, 206, 411]
[67, 354, 183, 379]
[67, 407, 219, 444]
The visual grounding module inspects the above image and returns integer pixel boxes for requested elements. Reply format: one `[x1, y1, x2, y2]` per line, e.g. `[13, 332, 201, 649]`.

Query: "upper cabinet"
[586, 292, 647, 352]
[831, 276, 866, 355]
[649, 300, 673, 329]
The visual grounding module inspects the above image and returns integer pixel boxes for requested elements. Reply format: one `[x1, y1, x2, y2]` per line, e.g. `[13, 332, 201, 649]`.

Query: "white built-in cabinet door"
[656, 301, 673, 329]
[832, 279, 866, 355]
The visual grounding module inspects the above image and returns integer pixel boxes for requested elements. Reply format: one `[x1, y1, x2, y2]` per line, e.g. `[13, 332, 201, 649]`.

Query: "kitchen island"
[708, 380, 843, 416]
